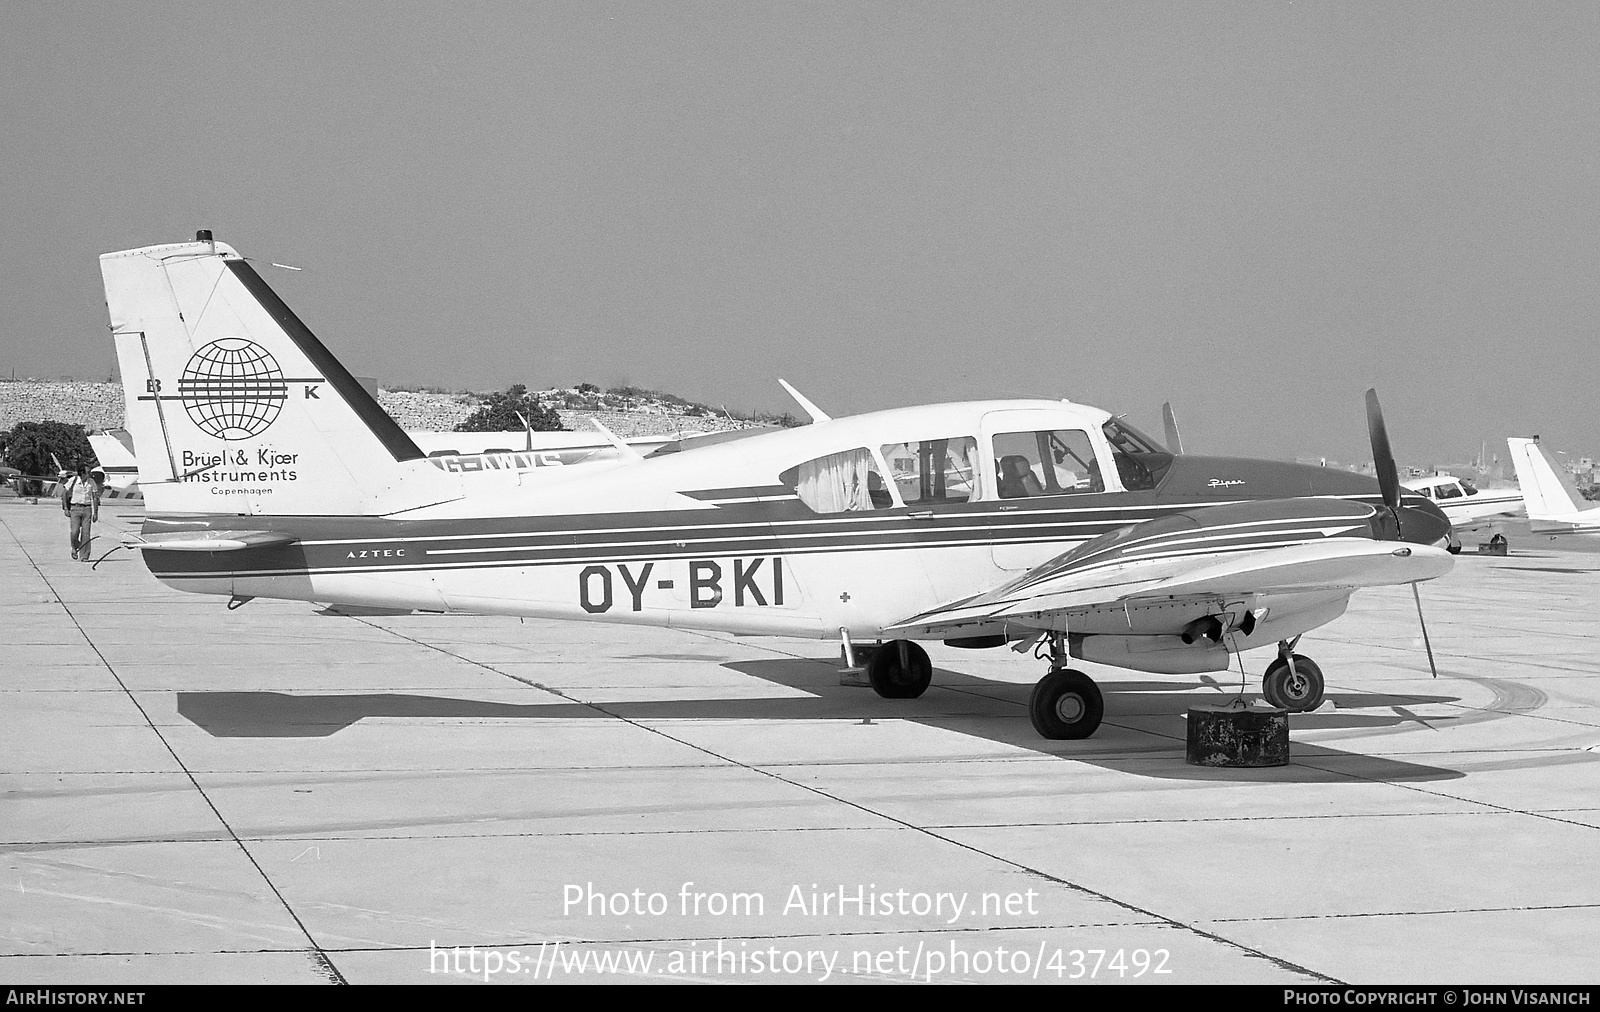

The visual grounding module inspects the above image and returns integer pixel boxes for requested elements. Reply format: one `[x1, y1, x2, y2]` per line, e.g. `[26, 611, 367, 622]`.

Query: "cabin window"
[992, 430, 1103, 498]
[782, 447, 895, 513]
[1437, 483, 1464, 499]
[880, 436, 979, 504]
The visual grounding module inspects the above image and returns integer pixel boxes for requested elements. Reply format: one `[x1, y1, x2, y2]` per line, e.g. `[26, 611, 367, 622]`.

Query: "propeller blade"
[1410, 582, 1438, 679]
[1365, 388, 1401, 513]
[1161, 402, 1184, 454]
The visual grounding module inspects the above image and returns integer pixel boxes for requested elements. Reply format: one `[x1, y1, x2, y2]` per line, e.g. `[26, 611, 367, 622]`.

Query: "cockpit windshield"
[1102, 416, 1168, 456]
[1100, 416, 1173, 491]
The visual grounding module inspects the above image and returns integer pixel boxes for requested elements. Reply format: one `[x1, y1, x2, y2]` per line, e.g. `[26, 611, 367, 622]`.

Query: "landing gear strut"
[1028, 632, 1104, 740]
[867, 639, 932, 698]
[1262, 638, 1324, 711]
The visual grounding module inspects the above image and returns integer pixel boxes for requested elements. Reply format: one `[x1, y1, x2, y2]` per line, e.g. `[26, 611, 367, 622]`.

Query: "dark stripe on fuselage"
[139, 492, 1412, 580]
[679, 484, 794, 501]
[224, 260, 425, 464]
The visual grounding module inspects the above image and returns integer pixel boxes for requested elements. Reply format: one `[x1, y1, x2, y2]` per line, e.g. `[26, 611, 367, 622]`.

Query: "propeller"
[1368, 388, 1440, 679]
[1365, 388, 1402, 537]
[1161, 401, 1184, 454]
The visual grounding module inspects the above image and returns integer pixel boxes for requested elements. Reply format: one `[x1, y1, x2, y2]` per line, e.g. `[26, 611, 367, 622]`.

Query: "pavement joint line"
[0, 511, 350, 986]
[1285, 755, 1600, 834]
[1127, 725, 1600, 834]
[1330, 640, 1600, 677]
[0, 917, 1159, 960]
[17, 801, 1584, 847]
[5, 826, 897, 849]
[354, 616, 1341, 985]
[16, 803, 1600, 850]
[1208, 901, 1600, 924]
[320, 919, 1159, 950]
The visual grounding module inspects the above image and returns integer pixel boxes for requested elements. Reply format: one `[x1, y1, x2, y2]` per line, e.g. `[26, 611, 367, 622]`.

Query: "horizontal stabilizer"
[125, 530, 298, 552]
[316, 604, 414, 616]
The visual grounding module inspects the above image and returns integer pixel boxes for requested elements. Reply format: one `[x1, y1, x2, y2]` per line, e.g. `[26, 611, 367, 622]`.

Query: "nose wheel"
[1029, 667, 1104, 740]
[867, 639, 932, 698]
[1262, 652, 1324, 711]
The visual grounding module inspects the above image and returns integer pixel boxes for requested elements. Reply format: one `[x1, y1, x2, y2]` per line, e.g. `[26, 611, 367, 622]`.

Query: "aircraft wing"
[124, 530, 299, 552]
[886, 499, 1453, 640]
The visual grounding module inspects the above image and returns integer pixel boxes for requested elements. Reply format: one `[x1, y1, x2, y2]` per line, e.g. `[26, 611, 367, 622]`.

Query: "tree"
[454, 385, 565, 433]
[0, 421, 95, 495]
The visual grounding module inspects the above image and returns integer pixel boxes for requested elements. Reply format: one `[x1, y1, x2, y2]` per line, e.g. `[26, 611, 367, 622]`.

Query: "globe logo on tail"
[179, 338, 287, 440]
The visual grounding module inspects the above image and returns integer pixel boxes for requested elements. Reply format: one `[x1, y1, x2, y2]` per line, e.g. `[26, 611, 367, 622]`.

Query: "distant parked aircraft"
[1506, 437, 1600, 536]
[1400, 473, 1524, 553]
[87, 429, 144, 500]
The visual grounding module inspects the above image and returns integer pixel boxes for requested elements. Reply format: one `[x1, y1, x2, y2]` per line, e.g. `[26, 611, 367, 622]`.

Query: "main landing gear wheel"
[867, 639, 932, 699]
[1262, 654, 1325, 711]
[1029, 668, 1104, 740]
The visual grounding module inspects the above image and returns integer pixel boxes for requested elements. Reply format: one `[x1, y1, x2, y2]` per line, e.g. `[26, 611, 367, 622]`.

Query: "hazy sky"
[3, 2, 1596, 465]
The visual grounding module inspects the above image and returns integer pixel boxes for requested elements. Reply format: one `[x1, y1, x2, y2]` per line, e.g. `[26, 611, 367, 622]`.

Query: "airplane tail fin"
[101, 235, 451, 516]
[1506, 437, 1583, 520]
[87, 430, 136, 469]
[86, 430, 142, 498]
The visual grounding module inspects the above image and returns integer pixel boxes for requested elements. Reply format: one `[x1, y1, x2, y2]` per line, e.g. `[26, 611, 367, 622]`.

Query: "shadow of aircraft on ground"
[164, 654, 1583, 783]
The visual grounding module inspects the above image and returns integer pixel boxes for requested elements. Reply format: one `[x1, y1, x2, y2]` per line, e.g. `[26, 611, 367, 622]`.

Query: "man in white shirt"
[60, 464, 101, 562]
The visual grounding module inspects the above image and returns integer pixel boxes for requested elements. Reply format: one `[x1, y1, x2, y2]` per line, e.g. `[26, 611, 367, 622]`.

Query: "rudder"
[102, 235, 451, 516]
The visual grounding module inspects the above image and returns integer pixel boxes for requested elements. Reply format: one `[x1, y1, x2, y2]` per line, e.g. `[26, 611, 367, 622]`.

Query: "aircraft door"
[980, 409, 1117, 572]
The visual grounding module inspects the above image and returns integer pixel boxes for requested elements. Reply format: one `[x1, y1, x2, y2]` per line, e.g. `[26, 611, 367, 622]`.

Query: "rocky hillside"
[0, 382, 125, 433]
[1, 381, 774, 439]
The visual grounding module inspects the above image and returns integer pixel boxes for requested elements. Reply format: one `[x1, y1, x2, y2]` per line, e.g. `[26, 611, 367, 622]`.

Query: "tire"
[1029, 668, 1104, 740]
[1446, 543, 1462, 555]
[867, 639, 932, 699]
[1262, 654, 1325, 711]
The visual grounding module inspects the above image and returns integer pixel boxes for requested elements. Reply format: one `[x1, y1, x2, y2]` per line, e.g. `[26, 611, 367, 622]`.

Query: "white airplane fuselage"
[1400, 474, 1523, 534]
[139, 397, 1444, 674]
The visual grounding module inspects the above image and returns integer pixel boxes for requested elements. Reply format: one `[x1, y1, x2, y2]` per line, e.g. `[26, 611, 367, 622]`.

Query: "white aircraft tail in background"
[87, 429, 143, 501]
[1506, 437, 1600, 535]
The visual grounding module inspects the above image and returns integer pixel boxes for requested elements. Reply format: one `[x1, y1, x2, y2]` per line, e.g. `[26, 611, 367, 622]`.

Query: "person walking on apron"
[61, 464, 101, 562]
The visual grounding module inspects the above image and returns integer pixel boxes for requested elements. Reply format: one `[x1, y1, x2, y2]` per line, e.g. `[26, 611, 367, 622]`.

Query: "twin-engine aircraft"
[1507, 437, 1600, 536]
[101, 234, 1454, 740]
